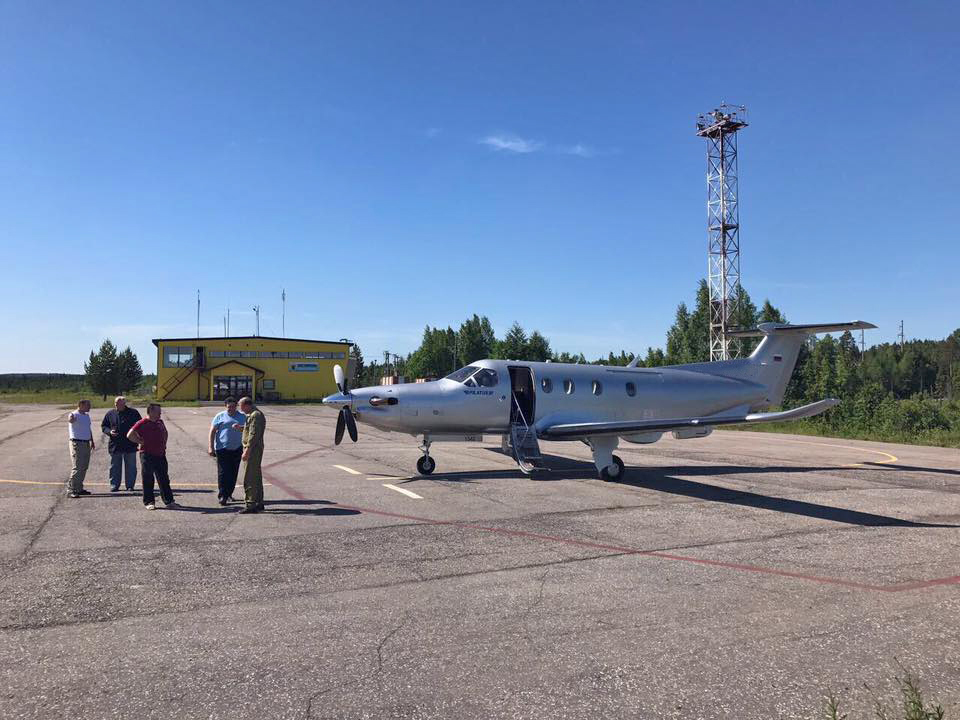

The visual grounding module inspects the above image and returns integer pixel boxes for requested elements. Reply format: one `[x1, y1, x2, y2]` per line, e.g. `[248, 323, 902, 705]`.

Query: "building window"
[226, 350, 241, 358]
[213, 375, 252, 401]
[541, 378, 553, 393]
[273, 352, 289, 358]
[304, 352, 320, 359]
[262, 379, 276, 390]
[563, 379, 574, 394]
[162, 346, 194, 368]
[626, 382, 636, 397]
[209, 351, 224, 358]
[241, 351, 257, 358]
[259, 351, 272, 358]
[592, 380, 602, 396]
[334, 352, 345, 359]
[288, 352, 304, 359]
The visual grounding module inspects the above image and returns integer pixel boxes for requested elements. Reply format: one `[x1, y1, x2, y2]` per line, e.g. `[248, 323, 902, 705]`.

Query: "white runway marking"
[333, 465, 362, 475]
[383, 483, 423, 499]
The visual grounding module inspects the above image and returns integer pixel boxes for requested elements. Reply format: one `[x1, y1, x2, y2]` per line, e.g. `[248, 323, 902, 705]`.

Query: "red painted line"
[262, 470, 958, 595]
[263, 447, 324, 472]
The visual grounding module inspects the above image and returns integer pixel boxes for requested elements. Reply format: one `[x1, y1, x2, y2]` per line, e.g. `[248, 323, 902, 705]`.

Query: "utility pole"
[252, 305, 261, 336]
[196, 290, 200, 339]
[697, 104, 748, 361]
[898, 320, 905, 348]
[227, 307, 230, 336]
[281, 289, 286, 338]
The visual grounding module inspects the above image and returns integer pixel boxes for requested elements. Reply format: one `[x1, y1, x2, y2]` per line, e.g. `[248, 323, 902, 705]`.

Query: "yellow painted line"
[333, 464, 362, 475]
[383, 483, 423, 499]
[768, 438, 898, 465]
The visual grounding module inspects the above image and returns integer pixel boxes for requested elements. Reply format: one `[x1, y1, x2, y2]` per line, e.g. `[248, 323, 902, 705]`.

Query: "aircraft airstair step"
[510, 422, 548, 474]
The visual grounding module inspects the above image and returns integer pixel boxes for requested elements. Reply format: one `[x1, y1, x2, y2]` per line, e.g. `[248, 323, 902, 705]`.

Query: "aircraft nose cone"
[322, 392, 352, 407]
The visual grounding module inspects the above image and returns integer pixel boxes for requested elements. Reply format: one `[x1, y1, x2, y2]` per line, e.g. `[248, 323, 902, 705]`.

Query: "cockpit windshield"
[445, 366, 479, 383]
[445, 366, 499, 387]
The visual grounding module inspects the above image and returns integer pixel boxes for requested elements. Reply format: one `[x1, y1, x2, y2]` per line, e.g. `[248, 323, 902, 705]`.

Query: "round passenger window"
[592, 380, 602, 396]
[626, 382, 636, 397]
[563, 379, 574, 394]
[541, 377, 553, 393]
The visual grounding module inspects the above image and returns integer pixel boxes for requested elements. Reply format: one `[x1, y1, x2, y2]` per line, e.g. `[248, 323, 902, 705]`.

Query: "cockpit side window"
[464, 378, 476, 387]
[473, 369, 498, 387]
[445, 366, 479, 383]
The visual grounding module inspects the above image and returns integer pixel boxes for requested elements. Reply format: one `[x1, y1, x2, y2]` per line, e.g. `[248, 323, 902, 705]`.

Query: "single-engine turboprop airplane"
[322, 321, 875, 479]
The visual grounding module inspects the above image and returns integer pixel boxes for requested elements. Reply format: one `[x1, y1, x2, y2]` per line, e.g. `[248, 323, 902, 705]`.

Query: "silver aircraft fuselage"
[329, 358, 766, 439]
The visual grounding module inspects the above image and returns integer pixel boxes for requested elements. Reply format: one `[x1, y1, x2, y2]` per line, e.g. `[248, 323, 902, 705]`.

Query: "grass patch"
[0, 390, 199, 409]
[825, 663, 946, 719]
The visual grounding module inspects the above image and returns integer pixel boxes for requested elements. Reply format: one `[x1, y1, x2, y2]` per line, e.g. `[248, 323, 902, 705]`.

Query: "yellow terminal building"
[153, 336, 352, 402]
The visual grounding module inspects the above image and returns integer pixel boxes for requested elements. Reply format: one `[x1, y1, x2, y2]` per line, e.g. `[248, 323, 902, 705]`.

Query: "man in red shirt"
[127, 403, 178, 510]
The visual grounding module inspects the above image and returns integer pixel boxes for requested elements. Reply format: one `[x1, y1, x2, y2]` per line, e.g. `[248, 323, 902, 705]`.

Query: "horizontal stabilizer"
[538, 399, 839, 440]
[727, 321, 877, 339]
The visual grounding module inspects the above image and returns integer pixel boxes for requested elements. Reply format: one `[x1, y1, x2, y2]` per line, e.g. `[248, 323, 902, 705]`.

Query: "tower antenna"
[697, 104, 748, 361]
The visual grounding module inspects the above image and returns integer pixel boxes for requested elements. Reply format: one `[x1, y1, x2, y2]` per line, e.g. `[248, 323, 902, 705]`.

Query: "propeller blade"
[333, 364, 346, 394]
[334, 409, 346, 445]
[344, 408, 358, 442]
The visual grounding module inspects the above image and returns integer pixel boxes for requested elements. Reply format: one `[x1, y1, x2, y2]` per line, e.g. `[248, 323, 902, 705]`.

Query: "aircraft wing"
[538, 399, 840, 440]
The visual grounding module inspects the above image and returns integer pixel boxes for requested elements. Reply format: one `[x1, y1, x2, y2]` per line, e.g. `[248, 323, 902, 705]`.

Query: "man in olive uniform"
[237, 396, 266, 514]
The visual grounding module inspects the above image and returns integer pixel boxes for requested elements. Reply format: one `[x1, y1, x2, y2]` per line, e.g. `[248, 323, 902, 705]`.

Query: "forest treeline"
[352, 280, 960, 447]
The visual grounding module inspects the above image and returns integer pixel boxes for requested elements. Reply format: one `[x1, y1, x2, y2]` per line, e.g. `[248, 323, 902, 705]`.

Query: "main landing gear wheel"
[600, 455, 625, 482]
[417, 455, 436, 476]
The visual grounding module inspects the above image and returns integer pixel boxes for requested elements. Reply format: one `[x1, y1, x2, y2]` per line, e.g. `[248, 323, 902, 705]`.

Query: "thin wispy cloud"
[479, 133, 613, 158]
[479, 134, 544, 154]
[557, 143, 598, 158]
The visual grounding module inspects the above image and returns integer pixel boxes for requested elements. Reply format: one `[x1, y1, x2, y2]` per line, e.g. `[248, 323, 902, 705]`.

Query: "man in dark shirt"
[101, 396, 142, 492]
[127, 403, 178, 510]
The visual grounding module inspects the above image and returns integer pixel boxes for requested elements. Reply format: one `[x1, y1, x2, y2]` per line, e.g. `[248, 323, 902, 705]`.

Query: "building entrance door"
[213, 375, 252, 401]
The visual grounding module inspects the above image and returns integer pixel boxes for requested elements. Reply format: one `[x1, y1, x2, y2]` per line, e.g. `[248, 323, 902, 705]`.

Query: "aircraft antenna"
[697, 104, 748, 361]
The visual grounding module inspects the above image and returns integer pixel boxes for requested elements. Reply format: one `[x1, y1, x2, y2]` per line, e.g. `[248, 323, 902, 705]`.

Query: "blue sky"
[1, 1, 957, 373]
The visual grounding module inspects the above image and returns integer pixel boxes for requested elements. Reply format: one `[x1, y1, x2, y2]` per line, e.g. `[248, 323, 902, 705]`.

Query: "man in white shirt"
[67, 399, 95, 498]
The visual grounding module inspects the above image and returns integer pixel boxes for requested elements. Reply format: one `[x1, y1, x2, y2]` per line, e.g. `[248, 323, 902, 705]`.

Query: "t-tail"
[724, 321, 877, 407]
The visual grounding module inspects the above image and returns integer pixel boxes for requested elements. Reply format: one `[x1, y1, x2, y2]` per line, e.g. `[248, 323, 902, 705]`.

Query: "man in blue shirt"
[207, 396, 247, 506]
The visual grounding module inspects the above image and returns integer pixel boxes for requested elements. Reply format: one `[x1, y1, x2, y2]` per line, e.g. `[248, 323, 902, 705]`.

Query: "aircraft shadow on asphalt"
[457, 449, 958, 528]
[862, 461, 960, 477]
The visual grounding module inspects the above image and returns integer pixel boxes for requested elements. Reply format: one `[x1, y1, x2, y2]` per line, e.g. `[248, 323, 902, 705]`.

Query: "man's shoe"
[227, 495, 235, 502]
[218, 498, 228, 506]
[144, 503, 156, 510]
[165, 501, 180, 509]
[110, 486, 120, 492]
[78, 489, 92, 495]
[256, 503, 265, 511]
[238, 505, 260, 514]
[68, 492, 81, 499]
[126, 487, 135, 492]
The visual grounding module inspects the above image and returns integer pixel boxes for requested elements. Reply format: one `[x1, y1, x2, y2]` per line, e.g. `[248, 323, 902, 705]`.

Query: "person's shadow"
[172, 499, 361, 516]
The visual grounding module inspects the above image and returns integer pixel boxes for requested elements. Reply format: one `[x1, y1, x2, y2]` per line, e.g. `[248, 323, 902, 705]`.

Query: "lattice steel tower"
[697, 104, 748, 361]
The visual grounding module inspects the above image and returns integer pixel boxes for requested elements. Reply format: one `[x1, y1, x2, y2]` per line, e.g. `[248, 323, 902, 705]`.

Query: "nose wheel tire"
[600, 455, 625, 482]
[417, 455, 436, 476]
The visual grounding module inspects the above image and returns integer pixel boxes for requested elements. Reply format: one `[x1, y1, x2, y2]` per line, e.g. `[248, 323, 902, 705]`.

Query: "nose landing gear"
[417, 437, 435, 475]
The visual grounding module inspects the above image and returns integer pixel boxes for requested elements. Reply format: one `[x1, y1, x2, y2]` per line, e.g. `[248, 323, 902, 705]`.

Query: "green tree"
[116, 346, 143, 394]
[526, 330, 552, 362]
[665, 302, 691, 365]
[349, 344, 364, 387]
[457, 315, 496, 365]
[85, 339, 119, 400]
[497, 322, 528, 360]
